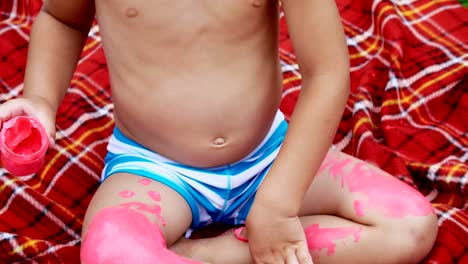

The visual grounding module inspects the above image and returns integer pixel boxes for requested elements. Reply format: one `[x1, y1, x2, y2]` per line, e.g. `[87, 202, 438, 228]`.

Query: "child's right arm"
[0, 0, 95, 145]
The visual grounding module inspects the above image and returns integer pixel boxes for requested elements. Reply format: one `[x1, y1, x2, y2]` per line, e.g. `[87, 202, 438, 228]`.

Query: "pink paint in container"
[0, 116, 48, 176]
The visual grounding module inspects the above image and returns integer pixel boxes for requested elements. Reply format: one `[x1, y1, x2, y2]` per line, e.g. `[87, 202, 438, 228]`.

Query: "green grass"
[460, 0, 468, 7]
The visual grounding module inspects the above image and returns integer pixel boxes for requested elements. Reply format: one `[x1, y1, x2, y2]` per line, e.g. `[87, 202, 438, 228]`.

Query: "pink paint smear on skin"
[160, 216, 167, 227]
[305, 224, 362, 256]
[353, 200, 365, 217]
[81, 207, 200, 264]
[322, 155, 435, 218]
[148, 191, 161, 202]
[119, 190, 135, 198]
[120, 202, 161, 216]
[120, 202, 166, 227]
[139, 179, 152, 185]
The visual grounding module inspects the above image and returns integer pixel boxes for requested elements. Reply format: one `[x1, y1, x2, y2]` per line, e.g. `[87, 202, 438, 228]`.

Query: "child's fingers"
[286, 252, 300, 264]
[23, 109, 56, 147]
[0, 100, 27, 122]
[0, 99, 56, 147]
[296, 244, 313, 264]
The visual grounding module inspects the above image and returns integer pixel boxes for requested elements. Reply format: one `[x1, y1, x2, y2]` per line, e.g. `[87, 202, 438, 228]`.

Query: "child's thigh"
[82, 172, 193, 246]
[298, 149, 434, 225]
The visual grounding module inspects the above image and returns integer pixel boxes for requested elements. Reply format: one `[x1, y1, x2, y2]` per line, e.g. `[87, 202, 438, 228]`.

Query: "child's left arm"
[246, 0, 350, 263]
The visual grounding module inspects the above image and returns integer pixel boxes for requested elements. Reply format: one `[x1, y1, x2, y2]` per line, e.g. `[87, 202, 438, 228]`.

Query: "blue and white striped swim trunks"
[102, 110, 287, 229]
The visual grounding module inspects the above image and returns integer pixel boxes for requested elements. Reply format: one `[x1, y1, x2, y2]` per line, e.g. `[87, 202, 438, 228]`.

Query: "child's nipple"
[125, 7, 138, 18]
[251, 0, 263, 7]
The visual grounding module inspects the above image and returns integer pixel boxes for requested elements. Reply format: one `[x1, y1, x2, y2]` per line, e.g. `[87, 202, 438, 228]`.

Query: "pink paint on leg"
[119, 190, 135, 198]
[234, 227, 248, 243]
[120, 202, 161, 216]
[139, 179, 151, 185]
[353, 200, 365, 217]
[148, 191, 161, 202]
[159, 215, 167, 227]
[81, 207, 200, 263]
[305, 224, 362, 256]
[326, 157, 353, 188]
[120, 202, 166, 226]
[322, 157, 435, 218]
[327, 158, 352, 180]
[349, 163, 434, 218]
[318, 152, 342, 175]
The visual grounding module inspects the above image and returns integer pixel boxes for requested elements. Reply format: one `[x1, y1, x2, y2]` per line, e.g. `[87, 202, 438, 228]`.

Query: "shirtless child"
[0, 0, 438, 263]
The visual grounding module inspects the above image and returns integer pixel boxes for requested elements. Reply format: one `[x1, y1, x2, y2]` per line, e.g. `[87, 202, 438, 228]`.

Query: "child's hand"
[0, 96, 56, 147]
[246, 204, 313, 264]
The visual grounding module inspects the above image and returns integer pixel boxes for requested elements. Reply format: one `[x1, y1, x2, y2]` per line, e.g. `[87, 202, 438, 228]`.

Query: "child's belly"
[95, 0, 282, 167]
[108, 49, 283, 167]
[112, 78, 282, 168]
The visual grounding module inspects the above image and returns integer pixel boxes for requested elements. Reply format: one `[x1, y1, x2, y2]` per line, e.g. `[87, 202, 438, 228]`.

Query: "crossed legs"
[80, 149, 438, 263]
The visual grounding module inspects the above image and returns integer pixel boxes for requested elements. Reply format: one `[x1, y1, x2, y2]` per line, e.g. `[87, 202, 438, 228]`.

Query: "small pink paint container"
[0, 116, 48, 176]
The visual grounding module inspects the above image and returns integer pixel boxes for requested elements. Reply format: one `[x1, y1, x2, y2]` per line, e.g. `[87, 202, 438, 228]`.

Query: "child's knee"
[408, 214, 438, 256]
[387, 214, 438, 263]
[81, 206, 167, 263]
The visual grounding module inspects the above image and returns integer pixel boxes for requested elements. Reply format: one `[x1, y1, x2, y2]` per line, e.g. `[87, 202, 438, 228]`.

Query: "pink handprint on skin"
[120, 201, 167, 227]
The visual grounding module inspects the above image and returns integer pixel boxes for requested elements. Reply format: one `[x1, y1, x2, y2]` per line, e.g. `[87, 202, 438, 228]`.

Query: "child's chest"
[95, 0, 276, 30]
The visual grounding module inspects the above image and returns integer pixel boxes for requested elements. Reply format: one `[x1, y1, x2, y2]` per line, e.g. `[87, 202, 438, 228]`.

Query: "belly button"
[213, 137, 227, 147]
[125, 8, 138, 18]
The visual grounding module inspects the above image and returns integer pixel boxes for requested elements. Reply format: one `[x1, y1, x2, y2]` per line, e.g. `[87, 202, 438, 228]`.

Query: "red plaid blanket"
[1, 0, 467, 263]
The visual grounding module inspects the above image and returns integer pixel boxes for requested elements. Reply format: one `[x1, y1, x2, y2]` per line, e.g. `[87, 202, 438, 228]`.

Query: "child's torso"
[95, 0, 283, 167]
